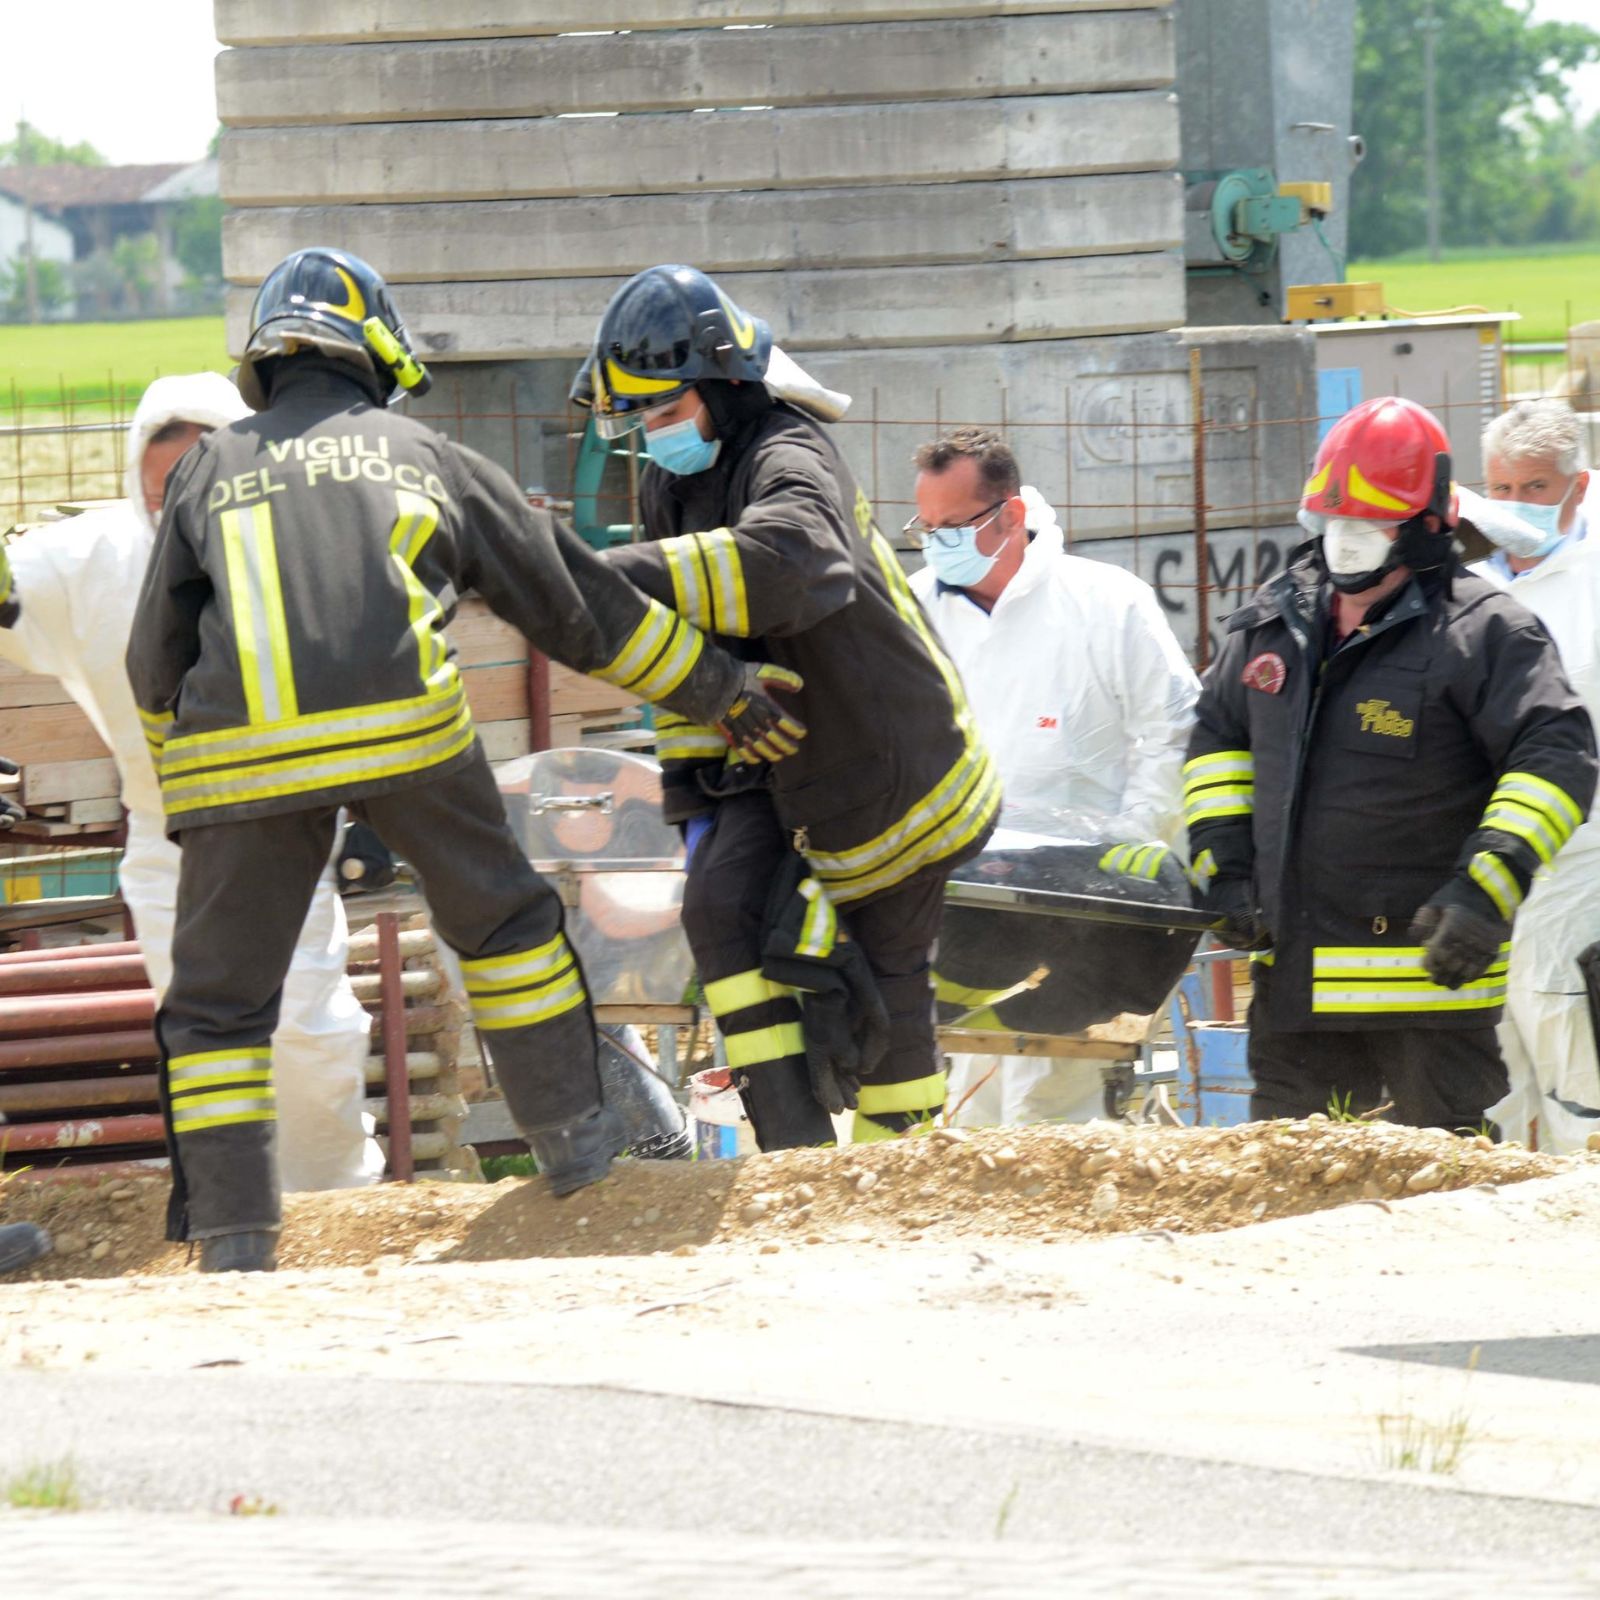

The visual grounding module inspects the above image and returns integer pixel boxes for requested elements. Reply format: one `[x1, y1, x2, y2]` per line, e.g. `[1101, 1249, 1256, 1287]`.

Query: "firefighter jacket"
[1186, 547, 1597, 1032]
[605, 403, 1001, 905]
[126, 363, 744, 831]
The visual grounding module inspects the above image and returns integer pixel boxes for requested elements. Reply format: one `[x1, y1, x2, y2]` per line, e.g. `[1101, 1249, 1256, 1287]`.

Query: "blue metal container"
[1187, 1021, 1253, 1126]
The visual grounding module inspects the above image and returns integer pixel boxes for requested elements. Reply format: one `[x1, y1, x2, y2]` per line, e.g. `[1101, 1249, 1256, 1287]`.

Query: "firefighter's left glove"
[1409, 898, 1506, 991]
[797, 945, 890, 1116]
[716, 663, 807, 764]
[0, 757, 21, 832]
[1199, 873, 1272, 953]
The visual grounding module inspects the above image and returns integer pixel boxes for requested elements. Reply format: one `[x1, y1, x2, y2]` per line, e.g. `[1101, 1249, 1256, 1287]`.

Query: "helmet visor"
[594, 393, 688, 440]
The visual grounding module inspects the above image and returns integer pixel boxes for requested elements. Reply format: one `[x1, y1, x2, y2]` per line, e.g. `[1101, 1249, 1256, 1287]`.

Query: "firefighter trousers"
[681, 790, 948, 1148]
[1247, 971, 1509, 1133]
[158, 750, 600, 1240]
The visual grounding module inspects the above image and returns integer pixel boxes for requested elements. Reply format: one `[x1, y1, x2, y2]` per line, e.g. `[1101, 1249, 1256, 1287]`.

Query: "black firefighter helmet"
[571, 264, 773, 437]
[236, 247, 431, 410]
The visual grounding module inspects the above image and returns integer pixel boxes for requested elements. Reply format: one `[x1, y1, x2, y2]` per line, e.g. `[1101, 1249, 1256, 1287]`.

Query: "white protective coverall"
[1473, 527, 1600, 1152]
[0, 374, 380, 1189]
[910, 487, 1199, 1125]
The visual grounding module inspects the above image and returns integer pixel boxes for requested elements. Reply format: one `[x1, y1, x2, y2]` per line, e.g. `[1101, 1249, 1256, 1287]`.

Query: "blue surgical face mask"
[644, 414, 721, 477]
[923, 525, 1001, 589]
[1499, 496, 1567, 558]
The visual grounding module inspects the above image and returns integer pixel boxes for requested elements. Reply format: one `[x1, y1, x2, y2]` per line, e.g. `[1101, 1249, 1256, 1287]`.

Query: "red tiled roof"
[0, 163, 186, 210]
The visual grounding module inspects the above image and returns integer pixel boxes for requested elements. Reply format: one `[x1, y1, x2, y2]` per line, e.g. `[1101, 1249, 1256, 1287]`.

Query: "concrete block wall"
[214, 2, 1193, 517]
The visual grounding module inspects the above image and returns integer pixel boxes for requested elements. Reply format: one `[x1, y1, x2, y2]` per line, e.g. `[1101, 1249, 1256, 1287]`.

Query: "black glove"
[1409, 900, 1506, 990]
[715, 663, 807, 764]
[1201, 873, 1272, 952]
[336, 820, 398, 893]
[0, 756, 21, 832]
[760, 855, 889, 1115]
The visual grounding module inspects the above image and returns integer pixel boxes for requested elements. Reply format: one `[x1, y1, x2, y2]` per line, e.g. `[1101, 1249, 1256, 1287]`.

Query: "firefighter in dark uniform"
[572, 265, 1002, 1149]
[1187, 397, 1597, 1131]
[126, 249, 806, 1272]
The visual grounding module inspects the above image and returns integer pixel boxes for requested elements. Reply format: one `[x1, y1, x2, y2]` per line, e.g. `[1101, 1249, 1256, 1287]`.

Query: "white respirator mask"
[1321, 517, 1398, 588]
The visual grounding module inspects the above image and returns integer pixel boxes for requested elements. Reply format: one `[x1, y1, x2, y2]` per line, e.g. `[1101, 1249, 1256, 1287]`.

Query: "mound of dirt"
[2, 1118, 1579, 1283]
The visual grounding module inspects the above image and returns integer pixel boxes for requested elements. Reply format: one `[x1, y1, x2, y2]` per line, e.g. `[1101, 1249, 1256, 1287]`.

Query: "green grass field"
[0, 316, 229, 412]
[1349, 242, 1600, 343]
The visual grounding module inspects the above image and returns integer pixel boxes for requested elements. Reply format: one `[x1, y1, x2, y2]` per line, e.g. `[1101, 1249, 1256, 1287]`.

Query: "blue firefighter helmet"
[571, 264, 773, 438]
[237, 247, 431, 410]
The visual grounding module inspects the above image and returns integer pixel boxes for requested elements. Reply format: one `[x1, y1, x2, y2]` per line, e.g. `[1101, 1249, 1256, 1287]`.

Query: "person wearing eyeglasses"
[909, 428, 1198, 1126]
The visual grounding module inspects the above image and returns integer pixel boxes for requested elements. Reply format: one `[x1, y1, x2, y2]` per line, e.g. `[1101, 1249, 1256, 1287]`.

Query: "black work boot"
[0, 1222, 51, 1275]
[199, 1229, 279, 1274]
[527, 1105, 627, 1197]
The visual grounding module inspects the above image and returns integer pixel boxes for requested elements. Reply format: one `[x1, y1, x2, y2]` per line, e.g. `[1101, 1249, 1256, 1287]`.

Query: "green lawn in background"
[0, 316, 230, 411]
[1348, 242, 1600, 344]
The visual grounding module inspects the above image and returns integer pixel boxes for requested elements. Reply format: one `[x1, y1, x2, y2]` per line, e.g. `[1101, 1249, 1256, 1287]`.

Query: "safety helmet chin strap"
[1391, 450, 1457, 575]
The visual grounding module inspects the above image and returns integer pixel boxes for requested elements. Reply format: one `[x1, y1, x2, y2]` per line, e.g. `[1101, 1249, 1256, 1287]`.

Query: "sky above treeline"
[2, 0, 1599, 168]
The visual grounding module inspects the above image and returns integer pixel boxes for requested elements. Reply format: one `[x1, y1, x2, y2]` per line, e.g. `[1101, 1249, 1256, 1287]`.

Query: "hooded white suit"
[1472, 526, 1600, 1153]
[0, 374, 380, 1190]
[911, 488, 1199, 1125]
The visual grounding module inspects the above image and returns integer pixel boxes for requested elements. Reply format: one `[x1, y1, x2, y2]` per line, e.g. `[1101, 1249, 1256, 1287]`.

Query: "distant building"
[0, 159, 219, 319]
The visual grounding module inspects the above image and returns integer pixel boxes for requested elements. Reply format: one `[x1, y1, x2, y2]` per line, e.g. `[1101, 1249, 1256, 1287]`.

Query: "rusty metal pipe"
[377, 912, 414, 1183]
[0, 1074, 160, 1115]
[0, 990, 157, 1038]
[0, 1028, 157, 1072]
[0, 956, 150, 996]
[0, 1112, 165, 1153]
[0, 940, 142, 967]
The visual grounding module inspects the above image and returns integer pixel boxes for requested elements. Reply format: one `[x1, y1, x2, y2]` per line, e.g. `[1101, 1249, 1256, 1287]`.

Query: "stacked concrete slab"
[214, 0, 1312, 590]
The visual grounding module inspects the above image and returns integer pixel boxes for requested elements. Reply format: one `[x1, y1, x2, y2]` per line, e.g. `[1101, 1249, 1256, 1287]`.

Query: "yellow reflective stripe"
[604, 357, 682, 398]
[173, 1105, 278, 1134]
[169, 1048, 270, 1074]
[219, 503, 298, 725]
[806, 739, 992, 889]
[1183, 750, 1254, 826]
[1101, 842, 1167, 880]
[1313, 983, 1507, 1013]
[796, 878, 837, 959]
[1347, 462, 1411, 513]
[139, 707, 175, 752]
[161, 700, 475, 816]
[388, 487, 450, 692]
[1468, 852, 1522, 921]
[851, 1112, 900, 1143]
[1311, 943, 1510, 980]
[1303, 462, 1331, 499]
[470, 975, 588, 1030]
[159, 680, 466, 774]
[169, 1068, 273, 1095]
[663, 536, 713, 629]
[1494, 771, 1583, 832]
[461, 934, 572, 991]
[704, 970, 792, 1016]
[1480, 803, 1562, 864]
[1310, 940, 1510, 1012]
[933, 974, 1009, 1007]
[1185, 791, 1254, 824]
[1189, 848, 1217, 888]
[1253, 949, 1275, 967]
[856, 1072, 946, 1117]
[1182, 750, 1254, 784]
[724, 1021, 805, 1068]
[696, 530, 749, 637]
[170, 1085, 276, 1112]
[594, 599, 706, 703]
[655, 717, 727, 762]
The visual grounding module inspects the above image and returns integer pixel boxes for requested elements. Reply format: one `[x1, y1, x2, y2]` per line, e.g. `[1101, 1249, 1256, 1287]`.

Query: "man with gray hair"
[1477, 397, 1600, 1150]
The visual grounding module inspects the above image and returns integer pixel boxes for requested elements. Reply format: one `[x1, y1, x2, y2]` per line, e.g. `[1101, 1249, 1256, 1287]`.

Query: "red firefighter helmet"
[1302, 397, 1455, 524]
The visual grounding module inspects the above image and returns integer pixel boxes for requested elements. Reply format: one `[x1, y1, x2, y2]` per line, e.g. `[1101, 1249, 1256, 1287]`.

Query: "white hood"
[124, 371, 251, 535]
